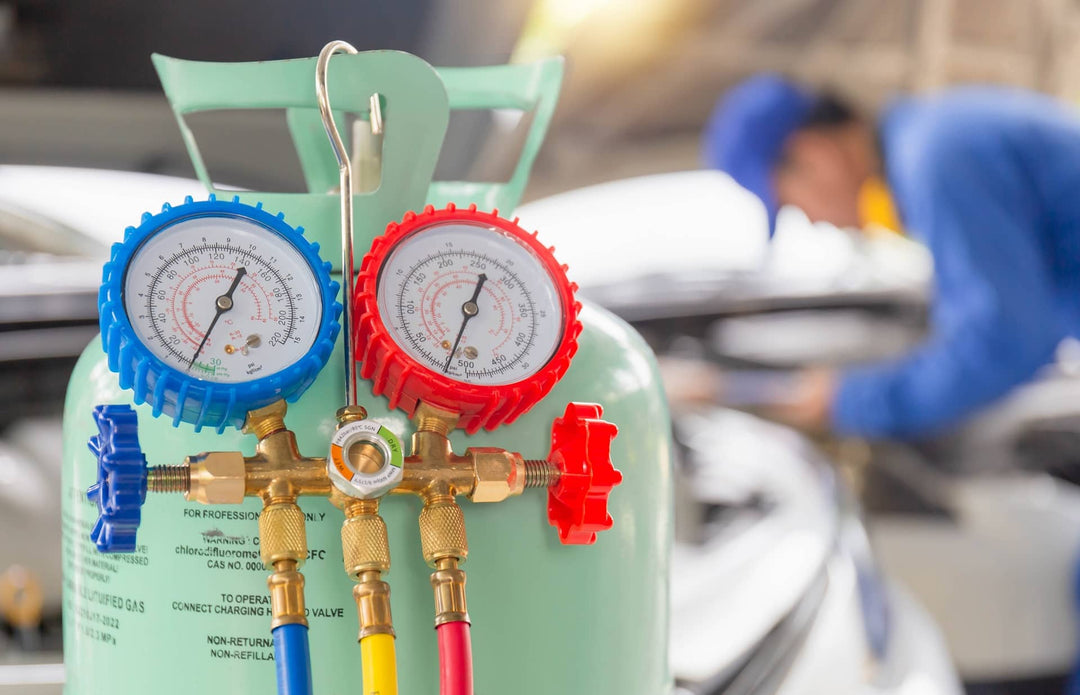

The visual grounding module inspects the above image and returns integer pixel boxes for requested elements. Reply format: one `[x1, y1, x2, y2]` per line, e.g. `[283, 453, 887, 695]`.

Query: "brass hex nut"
[185, 451, 246, 505]
[468, 448, 524, 503]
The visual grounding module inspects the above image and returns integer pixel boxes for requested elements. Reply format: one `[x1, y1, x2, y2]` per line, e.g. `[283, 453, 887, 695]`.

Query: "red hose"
[437, 621, 474, 695]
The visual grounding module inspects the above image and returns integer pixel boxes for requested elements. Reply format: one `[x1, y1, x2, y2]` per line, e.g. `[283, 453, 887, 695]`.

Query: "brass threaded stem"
[523, 460, 560, 488]
[344, 497, 380, 518]
[415, 415, 451, 436]
[250, 416, 286, 440]
[147, 465, 189, 493]
[424, 492, 454, 507]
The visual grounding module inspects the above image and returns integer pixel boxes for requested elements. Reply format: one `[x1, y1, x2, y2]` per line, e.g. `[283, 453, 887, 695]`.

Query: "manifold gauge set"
[82, 36, 622, 695]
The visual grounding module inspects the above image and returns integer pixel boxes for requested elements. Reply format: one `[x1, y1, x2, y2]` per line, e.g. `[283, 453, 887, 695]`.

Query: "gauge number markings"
[136, 241, 306, 370]
[390, 249, 540, 379]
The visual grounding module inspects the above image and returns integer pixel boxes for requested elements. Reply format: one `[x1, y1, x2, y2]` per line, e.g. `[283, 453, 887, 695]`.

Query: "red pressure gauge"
[354, 204, 582, 433]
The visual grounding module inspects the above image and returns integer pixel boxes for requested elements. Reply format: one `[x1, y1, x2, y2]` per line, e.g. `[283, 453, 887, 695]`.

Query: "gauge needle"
[444, 273, 486, 373]
[188, 266, 246, 371]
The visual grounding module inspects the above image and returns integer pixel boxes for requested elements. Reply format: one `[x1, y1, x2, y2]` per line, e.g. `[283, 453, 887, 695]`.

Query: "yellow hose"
[360, 633, 398, 695]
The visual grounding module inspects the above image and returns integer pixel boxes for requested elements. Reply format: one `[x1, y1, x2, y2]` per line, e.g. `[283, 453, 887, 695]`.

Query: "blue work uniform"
[833, 87, 1080, 437]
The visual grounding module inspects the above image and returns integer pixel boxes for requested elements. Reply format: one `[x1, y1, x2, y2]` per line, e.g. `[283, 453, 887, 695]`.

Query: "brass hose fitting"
[338, 497, 395, 639]
[353, 573, 394, 639]
[259, 502, 308, 569]
[260, 499, 309, 629]
[267, 559, 307, 629]
[341, 500, 391, 576]
[419, 497, 470, 627]
[430, 557, 469, 626]
[418, 498, 468, 567]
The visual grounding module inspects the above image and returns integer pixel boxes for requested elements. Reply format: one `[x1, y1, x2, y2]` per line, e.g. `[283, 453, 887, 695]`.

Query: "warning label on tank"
[62, 495, 153, 649]
[65, 459, 351, 677]
[207, 633, 275, 661]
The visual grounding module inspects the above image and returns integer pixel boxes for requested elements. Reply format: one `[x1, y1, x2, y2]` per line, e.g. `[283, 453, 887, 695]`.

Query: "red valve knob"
[546, 402, 622, 545]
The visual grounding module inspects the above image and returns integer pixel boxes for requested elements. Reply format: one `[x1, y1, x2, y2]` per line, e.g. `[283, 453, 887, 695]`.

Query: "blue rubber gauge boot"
[97, 196, 342, 432]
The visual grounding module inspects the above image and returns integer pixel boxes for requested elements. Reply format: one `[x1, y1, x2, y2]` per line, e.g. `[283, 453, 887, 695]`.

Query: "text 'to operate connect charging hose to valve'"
[273, 623, 313, 695]
[437, 620, 474, 695]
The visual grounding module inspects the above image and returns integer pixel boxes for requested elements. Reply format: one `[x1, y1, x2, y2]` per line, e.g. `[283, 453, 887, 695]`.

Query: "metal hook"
[316, 40, 383, 408]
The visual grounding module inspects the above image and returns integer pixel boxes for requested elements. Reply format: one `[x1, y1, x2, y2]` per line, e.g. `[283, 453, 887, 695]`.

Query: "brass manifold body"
[146, 399, 560, 634]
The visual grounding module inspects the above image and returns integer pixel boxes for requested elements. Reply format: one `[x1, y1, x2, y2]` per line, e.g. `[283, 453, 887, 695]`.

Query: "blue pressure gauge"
[98, 196, 341, 431]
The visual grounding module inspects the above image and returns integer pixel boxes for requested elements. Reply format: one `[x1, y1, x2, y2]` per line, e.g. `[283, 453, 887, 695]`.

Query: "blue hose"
[272, 623, 313, 695]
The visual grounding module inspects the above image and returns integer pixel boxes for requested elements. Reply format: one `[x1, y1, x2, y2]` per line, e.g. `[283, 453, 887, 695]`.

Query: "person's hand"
[657, 357, 722, 406]
[764, 368, 837, 433]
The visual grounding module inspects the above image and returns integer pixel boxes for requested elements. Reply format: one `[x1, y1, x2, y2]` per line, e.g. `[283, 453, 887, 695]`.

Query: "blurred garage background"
[2, 1, 1080, 694]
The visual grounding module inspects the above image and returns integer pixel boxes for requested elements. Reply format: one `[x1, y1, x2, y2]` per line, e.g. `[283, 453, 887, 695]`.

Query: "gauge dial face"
[376, 222, 565, 386]
[122, 215, 323, 384]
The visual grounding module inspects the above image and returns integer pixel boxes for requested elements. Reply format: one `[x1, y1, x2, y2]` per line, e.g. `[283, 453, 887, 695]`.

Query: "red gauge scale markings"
[393, 250, 535, 382]
[354, 204, 583, 433]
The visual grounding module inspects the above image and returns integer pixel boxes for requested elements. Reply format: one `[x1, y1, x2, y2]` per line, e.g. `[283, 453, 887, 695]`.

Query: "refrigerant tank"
[60, 49, 673, 694]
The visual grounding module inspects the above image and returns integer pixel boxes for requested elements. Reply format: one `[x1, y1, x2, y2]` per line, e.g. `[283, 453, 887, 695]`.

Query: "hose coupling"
[267, 560, 307, 629]
[340, 499, 391, 576]
[418, 499, 468, 567]
[259, 501, 308, 569]
[353, 572, 395, 639]
[430, 557, 469, 626]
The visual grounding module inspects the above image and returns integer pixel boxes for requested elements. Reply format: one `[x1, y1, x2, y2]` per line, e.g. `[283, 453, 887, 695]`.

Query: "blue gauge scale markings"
[121, 214, 324, 386]
[137, 241, 302, 374]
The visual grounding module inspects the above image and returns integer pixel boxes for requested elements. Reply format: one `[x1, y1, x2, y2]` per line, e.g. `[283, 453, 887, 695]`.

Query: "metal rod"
[315, 40, 382, 408]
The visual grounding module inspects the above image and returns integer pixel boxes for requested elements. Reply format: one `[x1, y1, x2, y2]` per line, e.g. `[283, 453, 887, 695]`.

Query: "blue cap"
[702, 74, 816, 234]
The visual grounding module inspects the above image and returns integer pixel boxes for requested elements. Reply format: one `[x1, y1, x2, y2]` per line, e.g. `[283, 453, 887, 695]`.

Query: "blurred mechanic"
[699, 75, 1080, 438]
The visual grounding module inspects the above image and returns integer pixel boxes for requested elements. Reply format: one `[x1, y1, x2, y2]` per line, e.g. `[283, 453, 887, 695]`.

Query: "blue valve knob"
[86, 405, 148, 553]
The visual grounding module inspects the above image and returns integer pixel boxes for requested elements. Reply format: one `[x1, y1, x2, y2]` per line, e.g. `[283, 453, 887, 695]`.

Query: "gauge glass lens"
[377, 222, 564, 385]
[122, 215, 322, 383]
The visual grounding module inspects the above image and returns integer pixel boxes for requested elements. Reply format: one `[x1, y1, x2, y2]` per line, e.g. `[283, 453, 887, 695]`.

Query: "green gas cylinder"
[60, 49, 673, 694]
